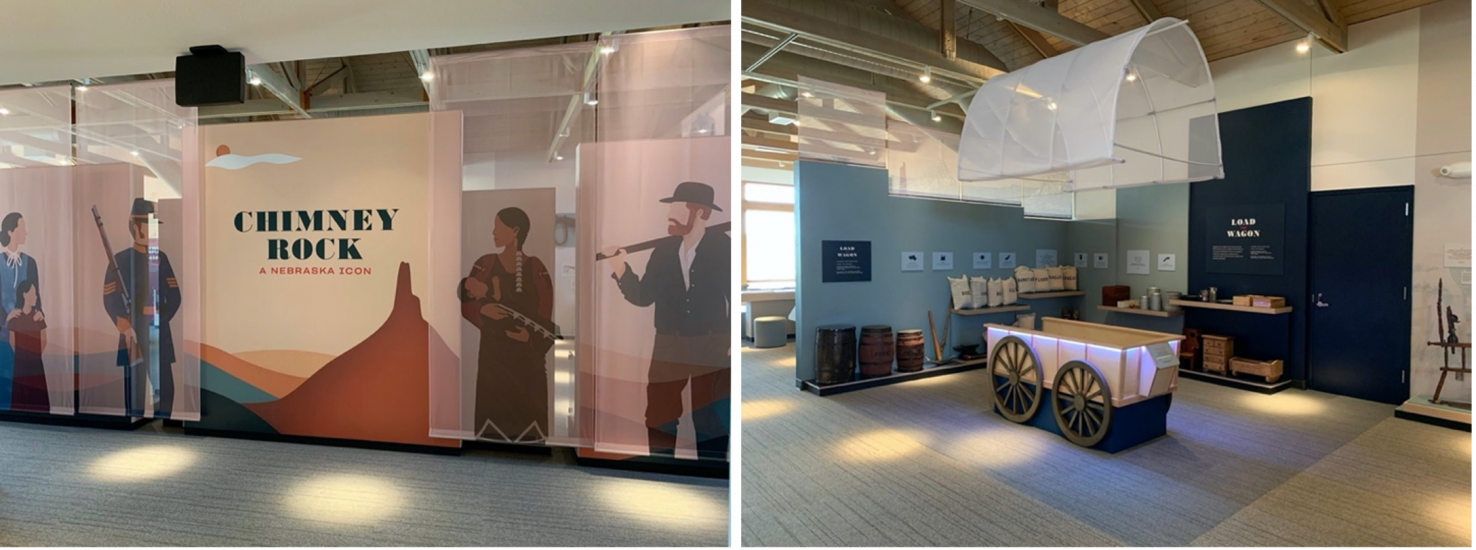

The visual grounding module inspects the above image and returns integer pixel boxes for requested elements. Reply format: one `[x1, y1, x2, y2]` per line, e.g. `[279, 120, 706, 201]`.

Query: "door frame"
[1306, 185, 1415, 401]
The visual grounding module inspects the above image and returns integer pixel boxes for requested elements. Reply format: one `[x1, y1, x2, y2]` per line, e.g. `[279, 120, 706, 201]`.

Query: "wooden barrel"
[896, 329, 925, 372]
[858, 325, 895, 378]
[814, 324, 857, 385]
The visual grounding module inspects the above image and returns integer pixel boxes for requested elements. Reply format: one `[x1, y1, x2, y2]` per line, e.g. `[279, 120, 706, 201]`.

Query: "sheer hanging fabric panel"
[797, 77, 887, 168]
[74, 79, 200, 421]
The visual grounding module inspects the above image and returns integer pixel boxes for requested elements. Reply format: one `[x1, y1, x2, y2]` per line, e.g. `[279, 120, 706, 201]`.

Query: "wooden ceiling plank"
[956, 0, 1112, 46]
[1251, 0, 1347, 52]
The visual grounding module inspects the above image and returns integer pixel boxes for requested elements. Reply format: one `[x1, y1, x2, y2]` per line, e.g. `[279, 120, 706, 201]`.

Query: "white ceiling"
[0, 0, 730, 86]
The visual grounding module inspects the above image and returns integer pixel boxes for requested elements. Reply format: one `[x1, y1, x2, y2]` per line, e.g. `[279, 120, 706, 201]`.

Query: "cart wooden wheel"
[987, 336, 1043, 423]
[1052, 360, 1113, 448]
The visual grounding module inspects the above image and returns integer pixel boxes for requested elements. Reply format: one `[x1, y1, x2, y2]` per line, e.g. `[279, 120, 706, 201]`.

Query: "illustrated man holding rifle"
[601, 181, 730, 460]
[98, 199, 181, 418]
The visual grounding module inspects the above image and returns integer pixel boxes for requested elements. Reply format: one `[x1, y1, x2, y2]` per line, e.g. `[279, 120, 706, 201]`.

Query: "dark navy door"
[1308, 186, 1413, 404]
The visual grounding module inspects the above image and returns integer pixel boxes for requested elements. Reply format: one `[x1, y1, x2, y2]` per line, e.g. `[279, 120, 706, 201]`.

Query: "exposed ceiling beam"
[746, 32, 797, 72]
[247, 63, 311, 118]
[1252, 0, 1347, 52]
[743, 0, 1003, 81]
[544, 32, 615, 163]
[956, 0, 1110, 47]
[199, 88, 425, 119]
[409, 49, 433, 93]
[1010, 22, 1059, 58]
[306, 63, 350, 97]
[941, 0, 958, 61]
[741, 43, 971, 121]
[1127, 0, 1163, 24]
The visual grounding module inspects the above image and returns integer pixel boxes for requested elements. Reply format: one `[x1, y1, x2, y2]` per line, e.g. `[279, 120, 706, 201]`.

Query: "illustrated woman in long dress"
[0, 213, 41, 411]
[458, 207, 554, 442]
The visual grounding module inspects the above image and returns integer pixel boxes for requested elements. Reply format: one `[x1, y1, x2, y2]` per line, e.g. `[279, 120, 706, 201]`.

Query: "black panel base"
[1395, 409, 1472, 432]
[576, 454, 729, 479]
[182, 427, 462, 456]
[801, 358, 987, 396]
[462, 439, 555, 455]
[1178, 368, 1293, 394]
[0, 410, 151, 430]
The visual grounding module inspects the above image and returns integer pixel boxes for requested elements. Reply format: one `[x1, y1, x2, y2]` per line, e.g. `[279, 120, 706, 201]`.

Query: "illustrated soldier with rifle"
[599, 181, 730, 460]
[94, 199, 181, 418]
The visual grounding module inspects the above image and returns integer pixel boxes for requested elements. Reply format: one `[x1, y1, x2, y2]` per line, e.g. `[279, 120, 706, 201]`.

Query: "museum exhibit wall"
[1188, 98, 1313, 384]
[793, 160, 1070, 382]
[1207, 0, 1471, 400]
[1064, 219, 1116, 325]
[1112, 184, 1189, 334]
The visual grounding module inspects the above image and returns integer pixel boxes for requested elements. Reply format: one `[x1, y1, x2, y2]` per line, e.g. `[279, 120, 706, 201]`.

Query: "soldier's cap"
[129, 198, 159, 222]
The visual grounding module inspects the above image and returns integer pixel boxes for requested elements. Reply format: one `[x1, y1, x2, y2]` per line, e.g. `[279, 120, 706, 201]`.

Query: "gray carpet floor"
[741, 343, 1472, 547]
[0, 421, 728, 546]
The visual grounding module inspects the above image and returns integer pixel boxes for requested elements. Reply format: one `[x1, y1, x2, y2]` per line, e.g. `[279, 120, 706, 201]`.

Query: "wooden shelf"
[1169, 299, 1292, 315]
[1016, 291, 1085, 300]
[951, 305, 1031, 316]
[1097, 305, 1183, 317]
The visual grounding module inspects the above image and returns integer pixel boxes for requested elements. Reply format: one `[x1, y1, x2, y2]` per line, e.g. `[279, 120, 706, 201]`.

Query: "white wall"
[1207, 6, 1462, 193]
[1207, 0, 1472, 404]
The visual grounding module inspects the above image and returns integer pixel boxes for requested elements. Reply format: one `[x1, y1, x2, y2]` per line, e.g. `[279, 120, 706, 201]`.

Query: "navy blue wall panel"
[1187, 98, 1312, 383]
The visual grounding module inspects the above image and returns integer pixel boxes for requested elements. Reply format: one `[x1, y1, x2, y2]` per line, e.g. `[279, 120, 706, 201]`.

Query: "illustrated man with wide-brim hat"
[103, 198, 182, 418]
[602, 181, 730, 460]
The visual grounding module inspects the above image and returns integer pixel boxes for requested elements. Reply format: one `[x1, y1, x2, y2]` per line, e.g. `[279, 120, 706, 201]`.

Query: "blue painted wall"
[1187, 97, 1312, 384]
[794, 161, 1071, 383]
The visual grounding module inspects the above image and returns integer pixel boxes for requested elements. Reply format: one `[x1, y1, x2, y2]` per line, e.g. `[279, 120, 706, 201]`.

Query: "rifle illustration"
[594, 221, 732, 261]
[91, 205, 141, 366]
[467, 263, 561, 341]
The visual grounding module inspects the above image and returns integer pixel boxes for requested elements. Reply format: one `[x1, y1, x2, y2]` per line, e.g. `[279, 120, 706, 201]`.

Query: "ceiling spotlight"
[129, 150, 140, 157]
[555, 154, 565, 161]
[919, 66, 932, 83]
[698, 128, 710, 134]
[801, 91, 813, 98]
[0, 107, 9, 116]
[867, 148, 877, 155]
[75, 85, 88, 92]
[419, 72, 434, 81]
[599, 44, 616, 55]
[248, 74, 262, 86]
[1124, 72, 1137, 82]
[930, 110, 942, 122]
[1295, 41, 1310, 53]
[1047, 101, 1058, 111]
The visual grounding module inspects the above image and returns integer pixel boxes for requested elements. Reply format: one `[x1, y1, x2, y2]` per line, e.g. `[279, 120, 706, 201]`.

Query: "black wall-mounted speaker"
[175, 45, 245, 107]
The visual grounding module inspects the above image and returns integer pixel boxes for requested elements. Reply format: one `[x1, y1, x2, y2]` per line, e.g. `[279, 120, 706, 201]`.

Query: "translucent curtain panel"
[798, 77, 888, 168]
[584, 25, 731, 461]
[0, 85, 78, 415]
[429, 43, 594, 445]
[74, 80, 200, 421]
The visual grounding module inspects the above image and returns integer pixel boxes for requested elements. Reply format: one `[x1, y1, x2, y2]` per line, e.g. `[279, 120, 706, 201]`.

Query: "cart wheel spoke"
[1052, 360, 1113, 448]
[987, 336, 1042, 424]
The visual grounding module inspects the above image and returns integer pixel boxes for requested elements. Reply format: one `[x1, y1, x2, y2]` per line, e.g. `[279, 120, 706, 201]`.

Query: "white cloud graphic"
[206, 153, 301, 170]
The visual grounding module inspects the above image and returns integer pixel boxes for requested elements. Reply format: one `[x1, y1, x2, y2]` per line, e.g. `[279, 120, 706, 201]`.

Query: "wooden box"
[1103, 285, 1131, 307]
[1231, 357, 1284, 382]
[1202, 335, 1234, 374]
[1232, 295, 1254, 306]
[1252, 296, 1286, 308]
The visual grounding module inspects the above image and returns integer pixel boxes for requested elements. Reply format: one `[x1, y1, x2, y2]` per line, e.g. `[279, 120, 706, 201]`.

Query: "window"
[741, 181, 795, 289]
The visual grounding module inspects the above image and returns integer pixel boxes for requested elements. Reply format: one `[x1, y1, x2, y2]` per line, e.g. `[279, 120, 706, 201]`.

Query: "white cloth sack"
[1014, 266, 1035, 293]
[1015, 313, 1036, 330]
[969, 276, 988, 309]
[1063, 266, 1078, 291]
[949, 275, 972, 309]
[1033, 268, 1049, 292]
[1047, 266, 1065, 291]
[988, 278, 1004, 307]
[1003, 277, 1018, 304]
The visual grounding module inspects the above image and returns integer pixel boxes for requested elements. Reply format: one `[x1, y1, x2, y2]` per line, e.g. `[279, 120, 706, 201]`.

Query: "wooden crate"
[1102, 285, 1131, 307]
[1232, 295, 1254, 306]
[1231, 357, 1284, 383]
[1202, 335, 1234, 374]
[1252, 296, 1286, 308]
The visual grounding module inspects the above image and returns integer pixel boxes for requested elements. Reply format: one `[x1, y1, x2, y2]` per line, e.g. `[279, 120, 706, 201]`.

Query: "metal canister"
[1164, 291, 1182, 312]
[1148, 288, 1163, 311]
[1207, 286, 1219, 302]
